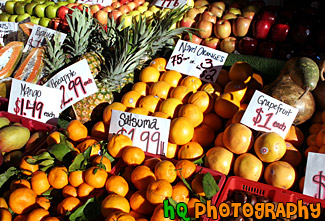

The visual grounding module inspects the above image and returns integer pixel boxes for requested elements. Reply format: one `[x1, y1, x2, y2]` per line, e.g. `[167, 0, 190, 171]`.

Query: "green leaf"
[192, 154, 205, 165]
[202, 172, 219, 200]
[48, 143, 73, 162]
[0, 167, 18, 190]
[68, 153, 86, 172]
[69, 197, 102, 221]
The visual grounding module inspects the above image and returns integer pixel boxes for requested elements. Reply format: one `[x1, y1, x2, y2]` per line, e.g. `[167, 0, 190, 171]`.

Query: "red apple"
[200, 11, 217, 24]
[209, 5, 223, 18]
[259, 10, 276, 26]
[238, 37, 258, 55]
[89, 4, 101, 15]
[196, 20, 213, 39]
[210, 1, 225, 11]
[126, 2, 137, 11]
[253, 19, 271, 40]
[57, 6, 69, 21]
[202, 37, 220, 49]
[179, 17, 196, 28]
[183, 33, 203, 45]
[194, 0, 209, 8]
[133, 0, 145, 6]
[49, 18, 60, 30]
[67, 3, 78, 8]
[94, 10, 108, 25]
[271, 23, 289, 43]
[257, 41, 276, 58]
[108, 10, 123, 21]
[214, 19, 231, 39]
[111, 2, 121, 8]
[186, 8, 202, 20]
[102, 6, 114, 13]
[118, 5, 130, 14]
[222, 12, 237, 20]
[232, 16, 251, 37]
[220, 37, 237, 53]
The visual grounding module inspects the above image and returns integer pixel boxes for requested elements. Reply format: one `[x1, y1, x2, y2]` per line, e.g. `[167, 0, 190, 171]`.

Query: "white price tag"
[77, 0, 112, 6]
[240, 90, 299, 138]
[109, 110, 171, 155]
[304, 152, 325, 200]
[153, 0, 187, 9]
[166, 40, 228, 83]
[8, 79, 61, 123]
[46, 59, 98, 111]
[23, 25, 66, 52]
[0, 22, 18, 46]
[0, 1, 5, 13]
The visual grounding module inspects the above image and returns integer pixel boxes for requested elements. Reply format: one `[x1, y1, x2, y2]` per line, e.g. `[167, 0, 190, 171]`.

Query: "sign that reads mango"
[109, 110, 171, 155]
[166, 39, 228, 83]
[240, 90, 299, 138]
[7, 79, 61, 124]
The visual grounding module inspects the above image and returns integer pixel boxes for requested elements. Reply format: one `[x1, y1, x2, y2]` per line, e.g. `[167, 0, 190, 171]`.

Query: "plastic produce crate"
[111, 152, 227, 221]
[214, 176, 325, 220]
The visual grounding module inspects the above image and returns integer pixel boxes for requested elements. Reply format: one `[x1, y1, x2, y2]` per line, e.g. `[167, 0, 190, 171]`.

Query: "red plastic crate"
[0, 98, 8, 111]
[214, 176, 325, 220]
[111, 152, 227, 221]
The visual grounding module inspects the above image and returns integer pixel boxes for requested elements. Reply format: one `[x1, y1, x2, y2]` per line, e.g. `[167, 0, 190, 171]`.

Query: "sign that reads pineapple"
[45, 59, 98, 111]
[109, 110, 171, 155]
[153, 0, 187, 9]
[8, 78, 61, 124]
[240, 90, 299, 138]
[23, 25, 67, 52]
[0, 22, 18, 46]
[77, 0, 112, 6]
[166, 39, 228, 83]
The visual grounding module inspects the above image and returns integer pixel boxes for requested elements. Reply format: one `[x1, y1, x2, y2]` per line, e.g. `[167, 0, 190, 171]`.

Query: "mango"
[0, 125, 30, 152]
[0, 117, 10, 129]
[3, 150, 23, 167]
[25, 131, 47, 155]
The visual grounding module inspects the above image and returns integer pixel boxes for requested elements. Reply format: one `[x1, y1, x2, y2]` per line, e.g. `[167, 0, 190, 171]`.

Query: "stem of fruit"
[298, 87, 310, 100]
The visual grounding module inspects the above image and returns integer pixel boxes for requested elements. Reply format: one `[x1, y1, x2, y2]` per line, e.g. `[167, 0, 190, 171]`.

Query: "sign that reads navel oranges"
[240, 90, 298, 138]
[109, 110, 171, 155]
[166, 39, 228, 83]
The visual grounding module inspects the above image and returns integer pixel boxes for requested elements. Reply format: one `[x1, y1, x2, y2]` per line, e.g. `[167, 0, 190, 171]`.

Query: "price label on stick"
[23, 25, 66, 52]
[304, 152, 325, 200]
[0, 22, 18, 46]
[77, 0, 112, 6]
[240, 90, 299, 138]
[8, 79, 61, 123]
[153, 0, 187, 9]
[46, 59, 98, 111]
[166, 40, 228, 83]
[109, 110, 171, 155]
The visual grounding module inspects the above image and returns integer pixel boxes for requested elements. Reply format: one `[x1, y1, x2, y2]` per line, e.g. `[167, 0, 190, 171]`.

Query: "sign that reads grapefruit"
[45, 59, 98, 111]
[109, 110, 171, 155]
[240, 90, 298, 138]
[8, 78, 61, 124]
[166, 39, 228, 83]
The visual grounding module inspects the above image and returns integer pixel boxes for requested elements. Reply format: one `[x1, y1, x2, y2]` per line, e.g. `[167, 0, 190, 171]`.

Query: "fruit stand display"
[0, 0, 324, 220]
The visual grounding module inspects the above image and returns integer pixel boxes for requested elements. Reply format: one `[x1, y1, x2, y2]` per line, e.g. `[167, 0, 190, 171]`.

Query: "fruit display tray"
[215, 176, 325, 221]
[111, 152, 227, 221]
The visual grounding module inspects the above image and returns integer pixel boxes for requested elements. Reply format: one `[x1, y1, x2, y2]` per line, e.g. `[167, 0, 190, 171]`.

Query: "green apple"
[119, 14, 132, 29]
[45, 5, 59, 19]
[0, 13, 11, 22]
[44, 1, 55, 7]
[56, 1, 69, 7]
[16, 13, 30, 22]
[67, 0, 76, 3]
[39, 17, 50, 27]
[5, 1, 16, 14]
[34, 4, 47, 18]
[30, 16, 40, 24]
[8, 14, 18, 22]
[142, 10, 153, 18]
[24, 0, 32, 3]
[128, 10, 140, 17]
[14, 1, 26, 15]
[32, 0, 46, 4]
[148, 5, 160, 14]
[135, 5, 147, 13]
[25, 2, 37, 15]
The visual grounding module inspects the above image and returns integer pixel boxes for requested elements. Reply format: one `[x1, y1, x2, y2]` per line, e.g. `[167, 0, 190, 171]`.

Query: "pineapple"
[43, 6, 191, 124]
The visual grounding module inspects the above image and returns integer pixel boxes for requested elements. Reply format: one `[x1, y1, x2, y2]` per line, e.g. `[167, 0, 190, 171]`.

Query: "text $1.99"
[160, 0, 179, 7]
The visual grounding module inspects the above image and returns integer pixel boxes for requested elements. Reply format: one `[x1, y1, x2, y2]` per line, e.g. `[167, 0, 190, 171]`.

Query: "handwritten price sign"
[77, 0, 112, 6]
[0, 22, 18, 46]
[153, 0, 187, 9]
[109, 110, 171, 155]
[23, 25, 66, 52]
[46, 59, 98, 111]
[8, 79, 61, 123]
[0, 1, 5, 13]
[240, 90, 298, 138]
[304, 152, 325, 200]
[166, 40, 228, 83]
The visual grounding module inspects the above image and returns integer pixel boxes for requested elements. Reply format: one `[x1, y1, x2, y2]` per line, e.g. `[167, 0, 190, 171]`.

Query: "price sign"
[0, 1, 5, 13]
[109, 110, 171, 155]
[7, 79, 61, 123]
[153, 0, 187, 9]
[304, 152, 325, 200]
[77, 0, 112, 6]
[240, 90, 298, 138]
[166, 40, 228, 83]
[46, 59, 98, 111]
[0, 22, 18, 46]
[23, 25, 66, 52]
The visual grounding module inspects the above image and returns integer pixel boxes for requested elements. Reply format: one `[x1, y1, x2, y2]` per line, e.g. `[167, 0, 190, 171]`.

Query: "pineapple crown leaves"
[65, 7, 98, 59]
